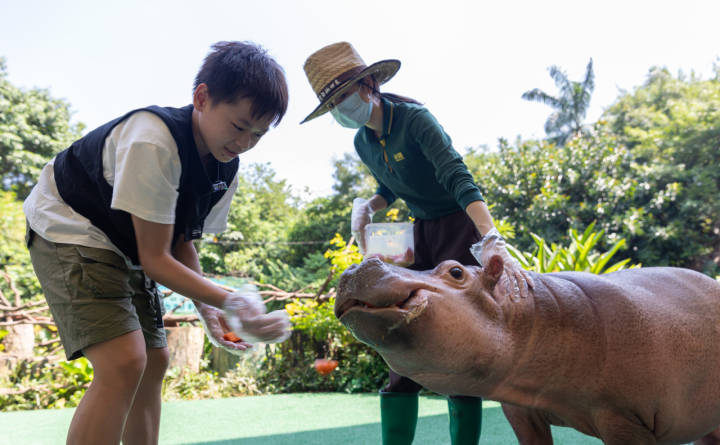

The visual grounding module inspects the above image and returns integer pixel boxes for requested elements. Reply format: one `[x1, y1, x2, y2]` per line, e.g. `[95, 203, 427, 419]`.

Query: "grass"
[0, 393, 605, 444]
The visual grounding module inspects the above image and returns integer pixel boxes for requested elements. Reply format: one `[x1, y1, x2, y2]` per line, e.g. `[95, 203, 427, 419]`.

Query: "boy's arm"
[168, 231, 253, 351]
[132, 214, 288, 348]
[131, 214, 229, 308]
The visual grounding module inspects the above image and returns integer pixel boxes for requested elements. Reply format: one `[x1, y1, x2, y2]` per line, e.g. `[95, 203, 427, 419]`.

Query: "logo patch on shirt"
[393, 152, 405, 162]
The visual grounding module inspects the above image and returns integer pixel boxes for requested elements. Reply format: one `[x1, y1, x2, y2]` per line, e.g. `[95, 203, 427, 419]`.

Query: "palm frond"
[549, 66, 574, 99]
[521, 89, 562, 109]
[581, 58, 595, 94]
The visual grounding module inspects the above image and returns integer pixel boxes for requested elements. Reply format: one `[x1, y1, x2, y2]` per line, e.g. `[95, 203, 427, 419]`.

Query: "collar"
[379, 97, 394, 143]
[360, 97, 395, 146]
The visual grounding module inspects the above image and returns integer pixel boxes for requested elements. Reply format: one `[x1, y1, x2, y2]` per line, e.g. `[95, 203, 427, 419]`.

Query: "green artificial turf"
[0, 393, 605, 444]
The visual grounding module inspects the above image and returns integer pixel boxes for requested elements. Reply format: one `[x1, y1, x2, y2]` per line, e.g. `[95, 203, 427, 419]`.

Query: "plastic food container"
[364, 222, 415, 267]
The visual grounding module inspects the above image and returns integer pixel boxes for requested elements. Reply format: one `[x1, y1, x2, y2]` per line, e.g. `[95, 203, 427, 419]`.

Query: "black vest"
[53, 105, 238, 265]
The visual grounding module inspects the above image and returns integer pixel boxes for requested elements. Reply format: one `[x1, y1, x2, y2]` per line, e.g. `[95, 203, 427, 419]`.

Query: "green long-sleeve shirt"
[354, 98, 484, 220]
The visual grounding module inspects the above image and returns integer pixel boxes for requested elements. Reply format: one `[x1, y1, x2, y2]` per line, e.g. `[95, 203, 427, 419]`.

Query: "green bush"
[162, 365, 261, 401]
[255, 235, 387, 393]
[1, 190, 42, 301]
[0, 358, 92, 411]
[507, 221, 637, 273]
[466, 68, 720, 274]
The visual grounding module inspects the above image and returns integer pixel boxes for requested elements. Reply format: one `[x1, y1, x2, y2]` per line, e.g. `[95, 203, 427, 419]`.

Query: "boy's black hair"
[194, 41, 289, 126]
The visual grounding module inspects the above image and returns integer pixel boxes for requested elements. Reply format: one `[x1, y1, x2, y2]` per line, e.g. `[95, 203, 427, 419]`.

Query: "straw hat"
[301, 42, 400, 124]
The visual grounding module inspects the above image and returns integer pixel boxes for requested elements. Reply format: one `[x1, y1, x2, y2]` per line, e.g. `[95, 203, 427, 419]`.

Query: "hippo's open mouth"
[335, 288, 428, 322]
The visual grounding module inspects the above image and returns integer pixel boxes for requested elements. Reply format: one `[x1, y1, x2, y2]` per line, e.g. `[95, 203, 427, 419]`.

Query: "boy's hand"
[195, 305, 252, 354]
[223, 287, 291, 344]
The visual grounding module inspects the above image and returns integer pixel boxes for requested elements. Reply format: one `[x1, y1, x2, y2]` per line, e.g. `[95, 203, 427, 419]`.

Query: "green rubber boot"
[448, 396, 483, 445]
[380, 391, 419, 445]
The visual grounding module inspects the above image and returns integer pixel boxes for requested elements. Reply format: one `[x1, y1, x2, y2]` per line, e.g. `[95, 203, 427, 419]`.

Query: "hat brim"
[301, 59, 401, 124]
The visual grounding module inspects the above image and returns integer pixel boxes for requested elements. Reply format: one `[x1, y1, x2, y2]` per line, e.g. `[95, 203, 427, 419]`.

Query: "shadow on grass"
[180, 405, 604, 445]
[181, 414, 444, 445]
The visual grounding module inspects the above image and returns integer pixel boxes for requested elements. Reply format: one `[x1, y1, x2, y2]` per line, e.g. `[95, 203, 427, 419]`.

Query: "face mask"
[330, 91, 373, 129]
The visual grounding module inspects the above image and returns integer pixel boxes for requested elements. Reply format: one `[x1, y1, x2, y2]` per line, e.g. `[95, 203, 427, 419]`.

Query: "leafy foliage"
[0, 190, 41, 300]
[468, 64, 720, 275]
[161, 364, 261, 401]
[0, 358, 92, 410]
[603, 66, 720, 273]
[0, 58, 83, 198]
[465, 123, 635, 259]
[507, 222, 635, 273]
[199, 163, 302, 278]
[257, 233, 386, 393]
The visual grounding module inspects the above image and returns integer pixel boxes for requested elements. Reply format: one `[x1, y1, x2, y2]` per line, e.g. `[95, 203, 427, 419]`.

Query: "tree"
[465, 123, 636, 262]
[284, 154, 367, 268]
[0, 58, 83, 199]
[0, 190, 41, 301]
[603, 66, 720, 273]
[522, 59, 595, 146]
[468, 64, 720, 274]
[199, 162, 301, 278]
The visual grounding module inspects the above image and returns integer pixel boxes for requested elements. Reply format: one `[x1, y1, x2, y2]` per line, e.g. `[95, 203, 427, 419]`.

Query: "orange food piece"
[223, 331, 243, 343]
[314, 359, 339, 375]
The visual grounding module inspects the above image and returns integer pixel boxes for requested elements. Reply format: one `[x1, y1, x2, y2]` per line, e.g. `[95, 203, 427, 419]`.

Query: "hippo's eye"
[449, 267, 463, 280]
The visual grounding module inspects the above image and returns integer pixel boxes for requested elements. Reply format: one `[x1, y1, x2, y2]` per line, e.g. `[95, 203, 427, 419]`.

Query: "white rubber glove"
[351, 197, 375, 254]
[470, 228, 534, 299]
[222, 284, 291, 344]
[195, 304, 252, 355]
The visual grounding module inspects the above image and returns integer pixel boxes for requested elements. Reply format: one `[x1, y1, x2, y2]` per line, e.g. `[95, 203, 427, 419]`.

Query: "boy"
[23, 41, 290, 445]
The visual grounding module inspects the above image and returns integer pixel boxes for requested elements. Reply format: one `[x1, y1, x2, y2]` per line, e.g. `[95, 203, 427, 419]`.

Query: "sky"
[2, 0, 718, 199]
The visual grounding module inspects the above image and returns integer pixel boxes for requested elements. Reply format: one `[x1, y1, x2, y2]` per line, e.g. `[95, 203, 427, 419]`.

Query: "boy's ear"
[193, 83, 210, 111]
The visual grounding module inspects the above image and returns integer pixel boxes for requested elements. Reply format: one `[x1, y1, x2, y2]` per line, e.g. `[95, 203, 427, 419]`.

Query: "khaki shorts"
[26, 226, 166, 360]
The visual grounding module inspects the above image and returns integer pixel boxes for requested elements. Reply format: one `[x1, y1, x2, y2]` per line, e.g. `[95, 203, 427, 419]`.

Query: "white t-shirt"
[23, 111, 238, 266]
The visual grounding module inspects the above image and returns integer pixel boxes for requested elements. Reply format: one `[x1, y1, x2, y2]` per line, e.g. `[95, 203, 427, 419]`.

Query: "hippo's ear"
[485, 254, 504, 284]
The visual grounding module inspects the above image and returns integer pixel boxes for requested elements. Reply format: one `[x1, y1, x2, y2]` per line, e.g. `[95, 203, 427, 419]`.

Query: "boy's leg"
[122, 346, 170, 445]
[122, 278, 170, 444]
[67, 330, 148, 445]
[26, 230, 169, 445]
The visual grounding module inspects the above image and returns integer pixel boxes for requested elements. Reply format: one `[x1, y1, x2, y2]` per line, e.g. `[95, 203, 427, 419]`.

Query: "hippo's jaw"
[337, 287, 429, 324]
[340, 293, 430, 351]
[337, 290, 430, 349]
[335, 287, 423, 318]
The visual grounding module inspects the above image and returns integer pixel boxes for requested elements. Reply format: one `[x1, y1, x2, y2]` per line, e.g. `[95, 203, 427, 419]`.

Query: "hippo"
[335, 254, 720, 445]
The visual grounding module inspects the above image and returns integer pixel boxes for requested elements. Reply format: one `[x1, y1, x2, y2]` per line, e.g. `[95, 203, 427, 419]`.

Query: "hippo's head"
[335, 255, 519, 394]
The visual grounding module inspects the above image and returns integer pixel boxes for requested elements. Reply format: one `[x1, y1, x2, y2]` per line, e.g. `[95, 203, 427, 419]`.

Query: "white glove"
[195, 304, 252, 355]
[470, 228, 534, 299]
[222, 284, 291, 344]
[351, 197, 375, 254]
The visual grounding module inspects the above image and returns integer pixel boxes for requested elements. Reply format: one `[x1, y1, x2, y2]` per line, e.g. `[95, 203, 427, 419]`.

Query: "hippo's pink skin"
[335, 256, 720, 445]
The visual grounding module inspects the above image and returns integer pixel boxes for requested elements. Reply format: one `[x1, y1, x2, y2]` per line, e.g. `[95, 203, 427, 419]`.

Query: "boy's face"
[192, 83, 274, 163]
